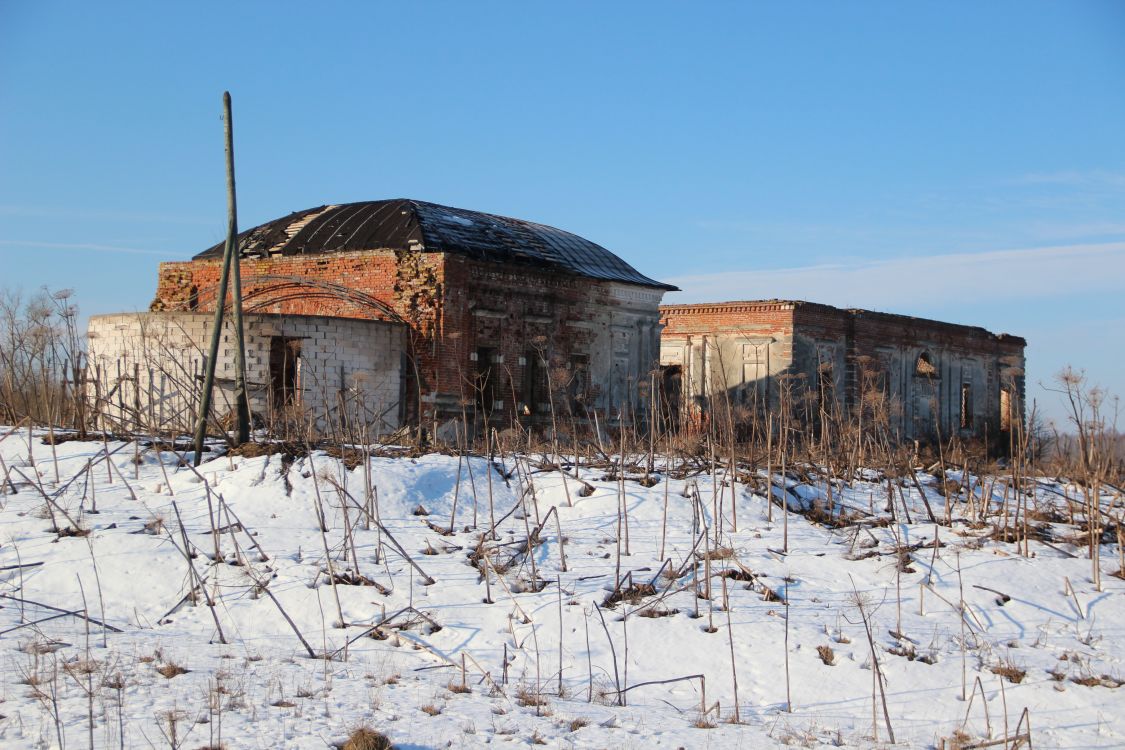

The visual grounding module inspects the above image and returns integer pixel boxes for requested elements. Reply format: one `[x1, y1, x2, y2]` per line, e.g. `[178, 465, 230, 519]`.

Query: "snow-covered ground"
[0, 429, 1122, 749]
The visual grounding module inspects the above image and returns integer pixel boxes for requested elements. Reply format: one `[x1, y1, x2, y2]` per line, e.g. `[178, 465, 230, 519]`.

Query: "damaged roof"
[194, 199, 677, 291]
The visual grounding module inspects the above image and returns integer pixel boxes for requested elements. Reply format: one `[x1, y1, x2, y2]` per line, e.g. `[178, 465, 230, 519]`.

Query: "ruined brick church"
[87, 197, 1024, 443]
[90, 199, 674, 436]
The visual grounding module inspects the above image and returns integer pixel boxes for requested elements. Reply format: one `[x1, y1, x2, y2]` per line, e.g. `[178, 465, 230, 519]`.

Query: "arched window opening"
[915, 351, 937, 378]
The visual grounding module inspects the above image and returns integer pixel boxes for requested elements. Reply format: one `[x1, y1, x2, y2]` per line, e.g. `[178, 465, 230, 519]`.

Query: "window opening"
[1000, 387, 1012, 432]
[960, 383, 973, 429]
[475, 347, 498, 416]
[569, 354, 589, 414]
[817, 362, 835, 410]
[660, 364, 682, 431]
[521, 351, 543, 416]
[915, 351, 937, 378]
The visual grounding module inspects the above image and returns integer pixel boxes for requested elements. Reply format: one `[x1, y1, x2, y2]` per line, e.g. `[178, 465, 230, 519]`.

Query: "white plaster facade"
[87, 313, 405, 435]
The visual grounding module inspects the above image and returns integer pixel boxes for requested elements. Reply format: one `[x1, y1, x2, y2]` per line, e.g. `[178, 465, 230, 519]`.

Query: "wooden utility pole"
[192, 91, 250, 465]
[224, 92, 251, 445]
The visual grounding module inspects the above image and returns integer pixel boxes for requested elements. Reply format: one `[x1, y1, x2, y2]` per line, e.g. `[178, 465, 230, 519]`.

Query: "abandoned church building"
[86, 198, 1025, 445]
[658, 300, 1026, 445]
[87, 199, 676, 435]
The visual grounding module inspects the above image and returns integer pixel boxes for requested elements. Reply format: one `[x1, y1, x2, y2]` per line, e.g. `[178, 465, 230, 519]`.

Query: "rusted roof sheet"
[194, 199, 677, 291]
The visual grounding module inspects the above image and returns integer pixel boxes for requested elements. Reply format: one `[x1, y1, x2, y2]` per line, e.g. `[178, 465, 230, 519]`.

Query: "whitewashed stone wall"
[86, 312, 405, 435]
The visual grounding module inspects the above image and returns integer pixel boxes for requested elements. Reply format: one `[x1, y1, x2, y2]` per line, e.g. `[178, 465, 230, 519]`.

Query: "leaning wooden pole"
[191, 224, 233, 464]
[223, 92, 251, 445]
[192, 92, 249, 464]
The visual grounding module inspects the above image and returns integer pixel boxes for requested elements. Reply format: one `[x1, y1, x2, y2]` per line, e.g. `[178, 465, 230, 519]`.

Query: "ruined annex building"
[659, 300, 1026, 446]
[87, 199, 676, 435]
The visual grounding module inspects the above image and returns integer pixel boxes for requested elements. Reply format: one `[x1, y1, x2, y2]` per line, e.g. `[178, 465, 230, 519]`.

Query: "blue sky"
[2, 2, 1123, 426]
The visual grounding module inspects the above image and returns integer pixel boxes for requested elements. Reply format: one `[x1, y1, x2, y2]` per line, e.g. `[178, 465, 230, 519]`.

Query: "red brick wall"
[153, 251, 406, 321]
[151, 251, 640, 425]
[660, 301, 796, 338]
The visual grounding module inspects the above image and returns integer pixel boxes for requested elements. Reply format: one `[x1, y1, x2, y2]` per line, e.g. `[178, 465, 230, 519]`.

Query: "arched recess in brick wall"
[193, 273, 426, 426]
[192, 275, 408, 325]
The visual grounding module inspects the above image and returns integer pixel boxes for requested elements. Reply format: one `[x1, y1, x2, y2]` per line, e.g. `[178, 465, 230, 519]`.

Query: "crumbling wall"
[86, 312, 404, 435]
[659, 300, 1026, 445]
[152, 251, 405, 321]
[152, 250, 438, 424]
[151, 250, 665, 432]
[659, 302, 798, 418]
[439, 255, 664, 428]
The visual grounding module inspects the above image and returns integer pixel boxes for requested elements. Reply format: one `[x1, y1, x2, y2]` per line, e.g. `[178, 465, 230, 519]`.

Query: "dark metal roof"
[194, 199, 677, 291]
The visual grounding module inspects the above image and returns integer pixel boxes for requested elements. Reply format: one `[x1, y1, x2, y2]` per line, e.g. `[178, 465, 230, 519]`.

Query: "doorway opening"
[269, 337, 302, 411]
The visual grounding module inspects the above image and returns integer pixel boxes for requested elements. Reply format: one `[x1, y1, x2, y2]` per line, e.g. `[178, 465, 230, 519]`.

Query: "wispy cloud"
[0, 240, 166, 256]
[1013, 170, 1125, 188]
[664, 241, 1125, 313]
[0, 204, 214, 226]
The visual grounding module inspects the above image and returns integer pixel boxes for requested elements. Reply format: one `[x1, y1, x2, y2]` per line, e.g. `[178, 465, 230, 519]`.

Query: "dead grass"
[722, 568, 755, 582]
[341, 726, 392, 750]
[804, 501, 857, 528]
[62, 659, 100, 678]
[1071, 674, 1123, 688]
[940, 728, 974, 749]
[990, 662, 1027, 684]
[420, 703, 442, 715]
[941, 480, 962, 498]
[886, 642, 935, 664]
[155, 662, 189, 679]
[447, 681, 471, 694]
[816, 645, 836, 666]
[515, 685, 549, 707]
[637, 606, 678, 618]
[566, 717, 589, 732]
[602, 582, 656, 608]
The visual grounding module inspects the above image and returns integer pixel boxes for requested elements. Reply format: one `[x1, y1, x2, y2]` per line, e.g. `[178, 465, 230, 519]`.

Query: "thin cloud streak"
[0, 204, 213, 226]
[664, 241, 1125, 313]
[1013, 170, 1125, 188]
[0, 240, 166, 256]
